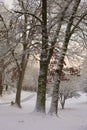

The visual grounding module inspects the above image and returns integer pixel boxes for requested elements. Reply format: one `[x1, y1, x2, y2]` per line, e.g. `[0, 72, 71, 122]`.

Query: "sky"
[5, 0, 13, 8]
[0, 0, 13, 9]
[0, 0, 86, 9]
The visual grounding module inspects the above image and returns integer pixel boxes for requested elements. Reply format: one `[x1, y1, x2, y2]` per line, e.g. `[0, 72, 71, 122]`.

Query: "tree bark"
[49, 0, 81, 115]
[15, 13, 29, 107]
[0, 75, 3, 96]
[15, 71, 23, 107]
[36, 0, 74, 113]
[60, 96, 66, 109]
[47, 0, 73, 63]
[36, 0, 48, 113]
[0, 59, 4, 96]
[15, 47, 29, 107]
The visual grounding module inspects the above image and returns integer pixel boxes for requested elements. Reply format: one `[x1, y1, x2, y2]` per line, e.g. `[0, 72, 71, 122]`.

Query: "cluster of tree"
[0, 0, 87, 115]
[59, 69, 80, 109]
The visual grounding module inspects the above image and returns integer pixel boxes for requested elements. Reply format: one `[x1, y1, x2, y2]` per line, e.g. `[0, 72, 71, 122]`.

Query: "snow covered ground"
[0, 91, 87, 130]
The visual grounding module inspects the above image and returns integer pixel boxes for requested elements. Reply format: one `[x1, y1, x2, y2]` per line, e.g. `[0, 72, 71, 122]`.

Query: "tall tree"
[36, 0, 74, 113]
[36, 0, 48, 113]
[0, 59, 4, 95]
[14, 0, 42, 107]
[15, 13, 29, 107]
[49, 0, 82, 115]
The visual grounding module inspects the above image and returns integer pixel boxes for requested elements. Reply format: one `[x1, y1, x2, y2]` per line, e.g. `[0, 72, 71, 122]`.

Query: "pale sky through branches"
[5, 0, 13, 8]
[0, 0, 13, 9]
[0, 0, 86, 9]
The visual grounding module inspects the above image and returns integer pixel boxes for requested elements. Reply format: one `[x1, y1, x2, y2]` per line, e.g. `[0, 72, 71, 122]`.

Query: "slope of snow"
[0, 91, 35, 104]
[0, 91, 87, 130]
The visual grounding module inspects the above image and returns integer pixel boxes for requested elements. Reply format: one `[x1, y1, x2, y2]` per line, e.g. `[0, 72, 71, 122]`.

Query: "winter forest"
[0, 0, 87, 130]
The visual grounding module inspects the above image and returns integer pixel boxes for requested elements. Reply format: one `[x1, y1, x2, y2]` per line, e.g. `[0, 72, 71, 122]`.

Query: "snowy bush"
[59, 74, 80, 109]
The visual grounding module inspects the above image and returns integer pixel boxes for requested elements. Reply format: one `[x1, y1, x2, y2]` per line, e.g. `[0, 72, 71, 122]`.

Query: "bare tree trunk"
[15, 13, 29, 107]
[0, 59, 4, 96]
[0, 74, 3, 96]
[61, 99, 65, 109]
[15, 69, 24, 107]
[36, 0, 48, 113]
[49, 0, 81, 115]
[15, 47, 30, 107]
[60, 95, 66, 109]
[36, 0, 74, 113]
[47, 0, 73, 63]
[15, 50, 29, 107]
